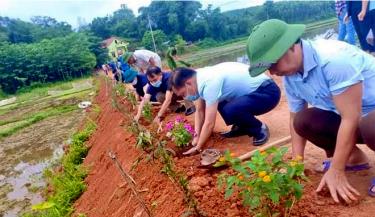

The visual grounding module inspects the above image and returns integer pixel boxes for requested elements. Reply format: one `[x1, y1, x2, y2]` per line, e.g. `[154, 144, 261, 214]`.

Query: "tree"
[141, 30, 167, 51]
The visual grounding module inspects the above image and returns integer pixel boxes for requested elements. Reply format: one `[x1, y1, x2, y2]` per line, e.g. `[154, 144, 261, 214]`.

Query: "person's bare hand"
[316, 168, 360, 203]
[358, 10, 366, 21]
[183, 145, 202, 155]
[344, 14, 349, 23]
[134, 114, 141, 122]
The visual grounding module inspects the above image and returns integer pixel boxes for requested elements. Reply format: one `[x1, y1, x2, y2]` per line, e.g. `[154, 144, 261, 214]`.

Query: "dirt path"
[75, 76, 375, 217]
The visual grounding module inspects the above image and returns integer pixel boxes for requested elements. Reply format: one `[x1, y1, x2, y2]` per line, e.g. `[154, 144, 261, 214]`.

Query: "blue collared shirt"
[197, 62, 270, 106]
[284, 39, 375, 116]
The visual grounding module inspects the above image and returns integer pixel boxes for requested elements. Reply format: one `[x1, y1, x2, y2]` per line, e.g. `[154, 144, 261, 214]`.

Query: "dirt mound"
[75, 76, 375, 217]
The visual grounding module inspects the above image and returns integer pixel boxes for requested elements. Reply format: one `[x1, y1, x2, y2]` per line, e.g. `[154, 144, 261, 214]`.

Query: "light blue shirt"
[196, 62, 270, 106]
[370, 1, 375, 10]
[284, 39, 375, 116]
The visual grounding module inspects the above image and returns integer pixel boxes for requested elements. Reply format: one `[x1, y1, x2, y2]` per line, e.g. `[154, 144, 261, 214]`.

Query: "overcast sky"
[0, 0, 265, 28]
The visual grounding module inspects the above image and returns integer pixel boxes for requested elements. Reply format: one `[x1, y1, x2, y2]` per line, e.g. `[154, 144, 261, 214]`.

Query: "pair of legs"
[368, 9, 375, 51]
[294, 108, 375, 195]
[217, 80, 281, 143]
[351, 7, 375, 52]
[337, 9, 356, 45]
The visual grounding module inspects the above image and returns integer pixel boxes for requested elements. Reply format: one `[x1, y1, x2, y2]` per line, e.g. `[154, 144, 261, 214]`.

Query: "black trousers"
[218, 80, 281, 137]
[294, 107, 375, 157]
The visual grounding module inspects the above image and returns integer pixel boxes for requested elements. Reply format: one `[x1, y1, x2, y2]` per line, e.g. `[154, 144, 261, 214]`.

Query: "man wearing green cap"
[124, 49, 162, 73]
[247, 19, 375, 203]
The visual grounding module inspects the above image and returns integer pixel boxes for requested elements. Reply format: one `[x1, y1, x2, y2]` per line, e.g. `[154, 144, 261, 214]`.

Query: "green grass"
[0, 77, 91, 103]
[22, 121, 96, 217]
[0, 104, 78, 139]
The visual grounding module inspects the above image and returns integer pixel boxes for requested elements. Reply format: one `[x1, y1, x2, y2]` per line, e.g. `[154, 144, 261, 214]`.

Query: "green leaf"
[32, 201, 55, 210]
[224, 188, 234, 199]
[269, 191, 280, 203]
[250, 196, 260, 209]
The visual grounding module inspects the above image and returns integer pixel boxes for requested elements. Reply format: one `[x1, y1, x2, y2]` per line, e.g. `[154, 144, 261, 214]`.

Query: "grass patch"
[22, 121, 96, 217]
[0, 104, 78, 139]
[0, 77, 91, 103]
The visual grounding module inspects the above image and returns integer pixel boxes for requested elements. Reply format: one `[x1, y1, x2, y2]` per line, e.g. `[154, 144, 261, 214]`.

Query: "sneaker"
[253, 123, 269, 146]
[220, 125, 248, 138]
[185, 106, 196, 116]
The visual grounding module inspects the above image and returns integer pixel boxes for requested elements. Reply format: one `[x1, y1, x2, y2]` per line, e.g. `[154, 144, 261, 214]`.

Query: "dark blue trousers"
[218, 80, 281, 136]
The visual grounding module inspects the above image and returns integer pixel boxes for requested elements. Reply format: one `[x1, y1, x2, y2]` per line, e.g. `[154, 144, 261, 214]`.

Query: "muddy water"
[0, 88, 92, 216]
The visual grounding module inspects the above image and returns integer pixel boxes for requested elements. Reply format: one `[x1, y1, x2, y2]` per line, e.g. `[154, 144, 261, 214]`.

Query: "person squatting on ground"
[122, 67, 156, 102]
[247, 19, 375, 203]
[123, 49, 162, 73]
[134, 66, 194, 125]
[170, 62, 281, 155]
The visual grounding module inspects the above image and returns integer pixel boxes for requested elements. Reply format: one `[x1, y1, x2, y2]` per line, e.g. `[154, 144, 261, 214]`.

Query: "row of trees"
[0, 33, 107, 94]
[0, 1, 336, 94]
[90, 1, 335, 45]
[0, 16, 108, 94]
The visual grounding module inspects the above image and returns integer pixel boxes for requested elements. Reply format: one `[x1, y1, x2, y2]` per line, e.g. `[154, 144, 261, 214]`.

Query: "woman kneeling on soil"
[134, 66, 194, 124]
[247, 19, 375, 203]
[170, 62, 281, 155]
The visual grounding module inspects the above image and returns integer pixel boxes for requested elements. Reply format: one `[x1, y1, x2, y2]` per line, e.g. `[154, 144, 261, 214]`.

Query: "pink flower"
[165, 121, 174, 131]
[175, 116, 184, 123]
[184, 123, 195, 135]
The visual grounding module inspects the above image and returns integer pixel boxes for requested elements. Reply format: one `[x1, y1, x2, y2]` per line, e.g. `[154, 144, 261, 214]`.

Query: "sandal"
[368, 178, 375, 197]
[317, 160, 370, 173]
[200, 148, 222, 166]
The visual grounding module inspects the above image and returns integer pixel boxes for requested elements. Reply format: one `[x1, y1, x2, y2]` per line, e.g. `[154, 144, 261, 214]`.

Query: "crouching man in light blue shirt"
[247, 19, 375, 203]
[169, 62, 281, 155]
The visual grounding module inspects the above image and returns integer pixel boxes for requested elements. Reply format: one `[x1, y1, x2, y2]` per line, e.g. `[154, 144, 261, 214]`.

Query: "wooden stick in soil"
[108, 150, 153, 217]
[238, 135, 291, 161]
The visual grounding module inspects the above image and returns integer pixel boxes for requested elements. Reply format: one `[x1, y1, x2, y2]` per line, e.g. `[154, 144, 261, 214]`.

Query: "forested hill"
[0, 1, 335, 95]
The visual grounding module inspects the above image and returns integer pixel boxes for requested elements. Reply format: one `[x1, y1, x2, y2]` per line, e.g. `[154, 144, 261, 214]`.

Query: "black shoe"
[253, 123, 269, 146]
[220, 125, 248, 138]
[185, 106, 196, 116]
[175, 105, 186, 113]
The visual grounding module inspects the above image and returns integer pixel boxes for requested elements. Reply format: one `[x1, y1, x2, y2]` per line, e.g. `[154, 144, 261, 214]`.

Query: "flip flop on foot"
[315, 160, 371, 173]
[368, 178, 375, 197]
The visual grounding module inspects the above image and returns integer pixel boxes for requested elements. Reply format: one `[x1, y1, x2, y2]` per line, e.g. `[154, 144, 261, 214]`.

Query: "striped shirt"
[335, 0, 346, 16]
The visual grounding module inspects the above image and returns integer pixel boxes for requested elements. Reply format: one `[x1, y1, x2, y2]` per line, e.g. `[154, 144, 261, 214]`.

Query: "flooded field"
[0, 78, 94, 217]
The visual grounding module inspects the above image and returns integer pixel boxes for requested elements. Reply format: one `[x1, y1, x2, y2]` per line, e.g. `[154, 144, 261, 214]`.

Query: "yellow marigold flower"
[238, 175, 244, 180]
[289, 161, 297, 167]
[230, 153, 235, 157]
[260, 151, 267, 156]
[258, 171, 267, 178]
[262, 175, 271, 183]
[219, 157, 225, 162]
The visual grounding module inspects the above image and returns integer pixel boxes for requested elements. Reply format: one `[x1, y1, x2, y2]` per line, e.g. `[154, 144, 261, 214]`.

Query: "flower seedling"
[136, 131, 153, 151]
[165, 116, 195, 148]
[142, 102, 153, 122]
[217, 147, 306, 217]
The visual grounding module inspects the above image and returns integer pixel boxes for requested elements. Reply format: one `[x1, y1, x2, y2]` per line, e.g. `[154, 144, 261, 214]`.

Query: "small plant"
[165, 116, 195, 148]
[136, 130, 153, 151]
[142, 102, 153, 122]
[114, 83, 126, 97]
[217, 147, 306, 217]
[125, 90, 137, 108]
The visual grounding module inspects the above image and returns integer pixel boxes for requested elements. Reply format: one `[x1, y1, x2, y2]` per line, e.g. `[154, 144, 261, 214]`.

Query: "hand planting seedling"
[165, 116, 195, 148]
[217, 147, 306, 217]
